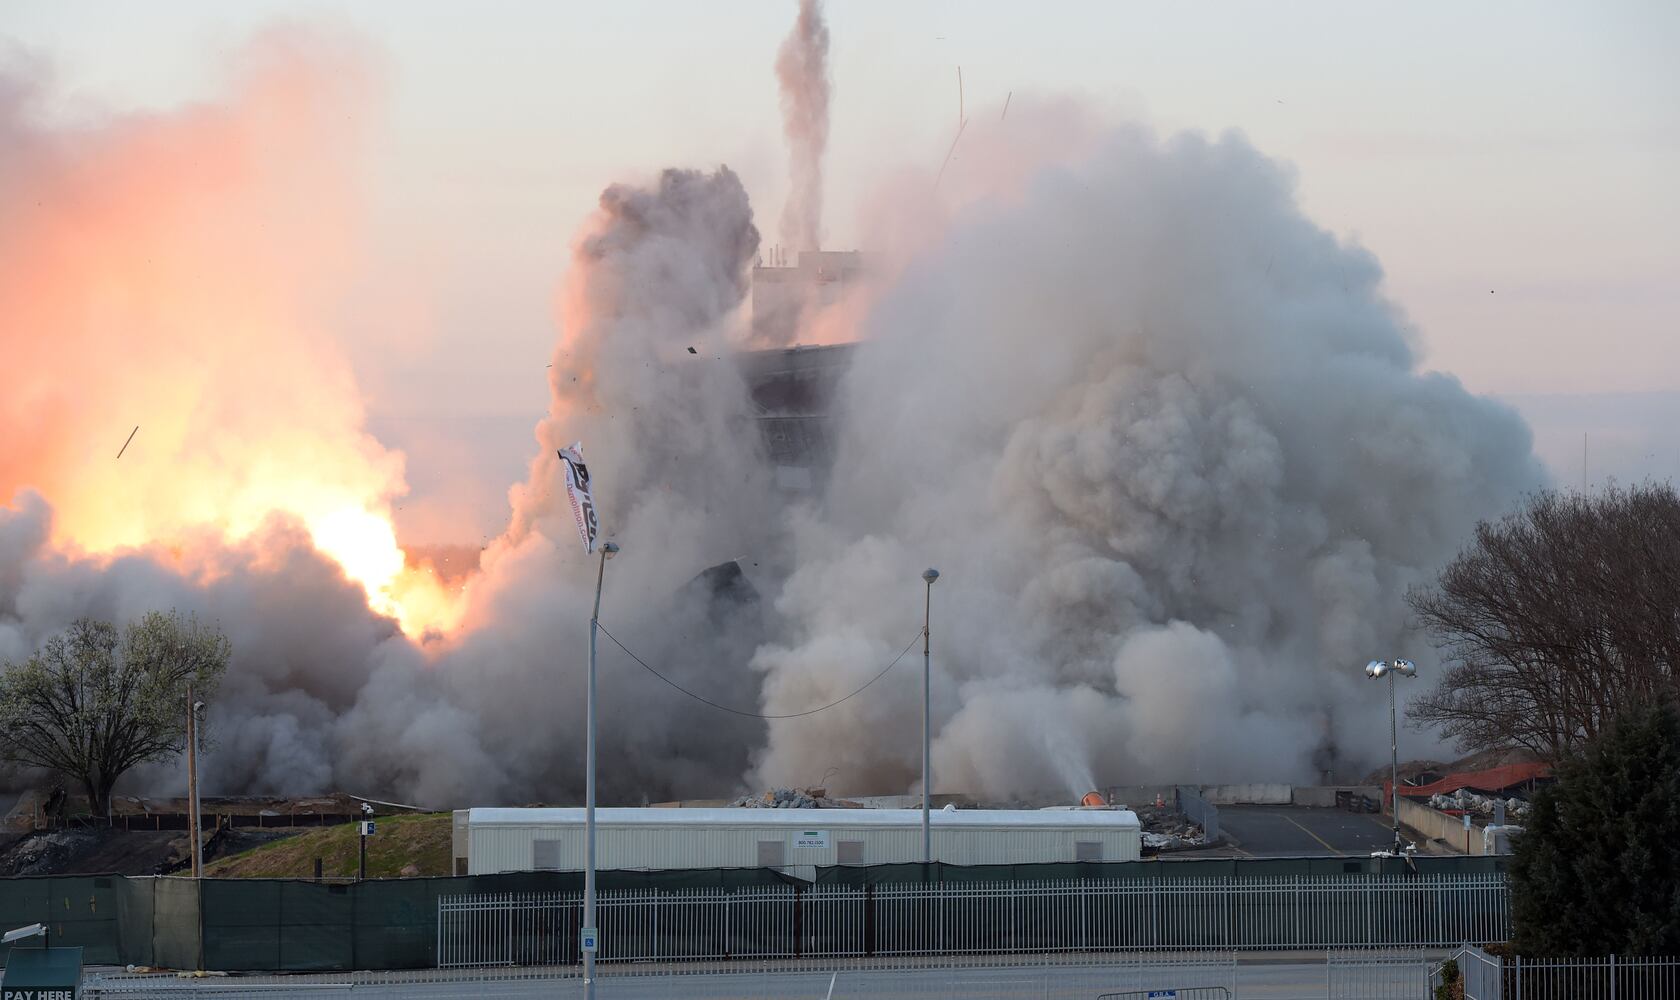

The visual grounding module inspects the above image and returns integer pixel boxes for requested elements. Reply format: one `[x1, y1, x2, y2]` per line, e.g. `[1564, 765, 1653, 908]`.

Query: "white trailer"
[452, 806, 1141, 876]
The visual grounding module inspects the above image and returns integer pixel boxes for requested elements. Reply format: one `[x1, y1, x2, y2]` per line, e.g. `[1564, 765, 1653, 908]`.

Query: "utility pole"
[921, 568, 939, 866]
[186, 682, 203, 879]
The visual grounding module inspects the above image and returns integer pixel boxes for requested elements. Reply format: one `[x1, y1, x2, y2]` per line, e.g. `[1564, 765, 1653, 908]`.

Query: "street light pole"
[1364, 658, 1418, 854]
[921, 568, 939, 866]
[584, 540, 618, 1000]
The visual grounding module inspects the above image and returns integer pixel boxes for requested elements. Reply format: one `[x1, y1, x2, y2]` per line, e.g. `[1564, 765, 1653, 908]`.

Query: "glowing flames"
[0, 30, 464, 639]
[42, 469, 462, 638]
[302, 508, 462, 637]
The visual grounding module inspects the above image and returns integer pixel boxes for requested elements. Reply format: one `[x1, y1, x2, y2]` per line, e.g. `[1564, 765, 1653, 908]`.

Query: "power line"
[595, 622, 922, 720]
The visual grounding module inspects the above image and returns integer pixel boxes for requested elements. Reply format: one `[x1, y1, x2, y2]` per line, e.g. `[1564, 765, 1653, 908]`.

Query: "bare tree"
[1407, 484, 1680, 759]
[0, 611, 230, 817]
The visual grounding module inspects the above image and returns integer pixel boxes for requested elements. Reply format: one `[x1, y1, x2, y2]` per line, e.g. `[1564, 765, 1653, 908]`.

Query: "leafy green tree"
[0, 611, 230, 817]
[1510, 701, 1680, 955]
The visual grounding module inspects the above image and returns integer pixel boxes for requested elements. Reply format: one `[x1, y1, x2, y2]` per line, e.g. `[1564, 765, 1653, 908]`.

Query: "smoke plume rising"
[775, 0, 830, 254]
[0, 27, 1545, 808]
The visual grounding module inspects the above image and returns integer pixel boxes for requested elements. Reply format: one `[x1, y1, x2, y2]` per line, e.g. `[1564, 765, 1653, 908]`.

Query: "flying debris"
[116, 424, 139, 459]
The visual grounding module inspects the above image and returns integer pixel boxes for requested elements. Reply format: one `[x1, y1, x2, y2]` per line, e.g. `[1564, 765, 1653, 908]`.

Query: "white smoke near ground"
[746, 121, 1543, 800]
[775, 0, 831, 255]
[0, 25, 1545, 808]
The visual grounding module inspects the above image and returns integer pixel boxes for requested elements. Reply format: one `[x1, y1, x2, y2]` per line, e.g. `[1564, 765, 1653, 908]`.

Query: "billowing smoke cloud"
[0, 25, 1544, 809]
[747, 122, 1542, 798]
[347, 165, 780, 805]
[775, 0, 830, 254]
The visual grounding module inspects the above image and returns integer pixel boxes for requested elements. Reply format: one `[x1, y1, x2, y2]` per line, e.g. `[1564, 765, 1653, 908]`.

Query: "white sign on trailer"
[794, 831, 830, 849]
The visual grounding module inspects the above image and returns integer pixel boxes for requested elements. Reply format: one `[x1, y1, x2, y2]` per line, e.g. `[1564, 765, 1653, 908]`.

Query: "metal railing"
[1327, 949, 1434, 999]
[1176, 785, 1221, 842]
[438, 873, 1510, 968]
[1449, 945, 1680, 1000]
[1504, 955, 1680, 999]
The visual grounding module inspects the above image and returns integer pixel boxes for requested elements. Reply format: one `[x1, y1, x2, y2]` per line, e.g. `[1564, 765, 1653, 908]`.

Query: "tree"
[1407, 484, 1680, 758]
[1510, 701, 1680, 955]
[0, 611, 230, 818]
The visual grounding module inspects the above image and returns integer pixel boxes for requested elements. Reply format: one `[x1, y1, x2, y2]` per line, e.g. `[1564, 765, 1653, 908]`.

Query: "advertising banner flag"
[557, 443, 599, 554]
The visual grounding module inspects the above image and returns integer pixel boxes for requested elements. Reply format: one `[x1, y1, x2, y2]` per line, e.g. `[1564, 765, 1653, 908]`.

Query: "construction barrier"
[0, 854, 1510, 973]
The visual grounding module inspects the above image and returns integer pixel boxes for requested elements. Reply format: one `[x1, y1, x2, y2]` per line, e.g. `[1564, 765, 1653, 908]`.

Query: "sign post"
[358, 820, 376, 880]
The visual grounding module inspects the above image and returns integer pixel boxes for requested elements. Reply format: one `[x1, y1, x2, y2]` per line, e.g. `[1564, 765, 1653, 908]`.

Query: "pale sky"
[7, 1, 1677, 537]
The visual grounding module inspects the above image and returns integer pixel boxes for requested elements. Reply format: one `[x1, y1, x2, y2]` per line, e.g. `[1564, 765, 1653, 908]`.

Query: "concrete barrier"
[1291, 785, 1382, 808]
[1201, 783, 1292, 805]
[1396, 796, 1495, 855]
[1100, 786, 1179, 809]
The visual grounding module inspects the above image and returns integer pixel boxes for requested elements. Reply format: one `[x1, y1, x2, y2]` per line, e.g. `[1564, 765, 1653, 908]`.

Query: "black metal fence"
[0, 855, 1510, 973]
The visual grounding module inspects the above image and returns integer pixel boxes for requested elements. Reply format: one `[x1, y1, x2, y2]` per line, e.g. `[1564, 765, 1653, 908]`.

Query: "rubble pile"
[2, 831, 91, 876]
[1427, 789, 1532, 820]
[727, 787, 860, 809]
[1133, 804, 1207, 850]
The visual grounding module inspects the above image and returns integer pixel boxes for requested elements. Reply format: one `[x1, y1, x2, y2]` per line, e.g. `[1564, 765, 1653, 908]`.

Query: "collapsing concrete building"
[734, 250, 865, 493]
[738, 342, 855, 494]
[750, 248, 864, 344]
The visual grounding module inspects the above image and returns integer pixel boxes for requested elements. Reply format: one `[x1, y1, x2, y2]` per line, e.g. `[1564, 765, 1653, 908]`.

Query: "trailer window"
[533, 839, 563, 870]
[1075, 841, 1103, 862]
[837, 840, 864, 863]
[757, 840, 786, 867]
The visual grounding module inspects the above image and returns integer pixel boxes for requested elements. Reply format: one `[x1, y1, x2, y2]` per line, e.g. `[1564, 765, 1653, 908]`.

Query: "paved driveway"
[1217, 806, 1397, 857]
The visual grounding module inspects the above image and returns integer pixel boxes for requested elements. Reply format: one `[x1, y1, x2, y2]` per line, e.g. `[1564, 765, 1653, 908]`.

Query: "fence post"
[1609, 953, 1616, 1000]
[864, 883, 875, 957]
[793, 883, 803, 959]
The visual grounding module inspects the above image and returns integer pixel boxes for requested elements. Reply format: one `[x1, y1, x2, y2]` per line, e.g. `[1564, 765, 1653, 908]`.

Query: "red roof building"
[1384, 761, 1553, 802]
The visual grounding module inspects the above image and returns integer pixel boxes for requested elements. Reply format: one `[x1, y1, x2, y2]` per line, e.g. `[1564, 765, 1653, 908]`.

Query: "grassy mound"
[205, 813, 451, 878]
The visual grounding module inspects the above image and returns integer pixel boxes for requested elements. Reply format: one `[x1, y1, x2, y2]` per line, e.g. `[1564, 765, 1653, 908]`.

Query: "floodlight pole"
[1386, 668, 1400, 852]
[1365, 658, 1417, 855]
[584, 540, 618, 1000]
[921, 568, 939, 866]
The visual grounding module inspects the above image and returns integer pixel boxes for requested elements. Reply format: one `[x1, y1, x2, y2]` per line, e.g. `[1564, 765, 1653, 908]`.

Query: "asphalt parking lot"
[1216, 805, 1398, 857]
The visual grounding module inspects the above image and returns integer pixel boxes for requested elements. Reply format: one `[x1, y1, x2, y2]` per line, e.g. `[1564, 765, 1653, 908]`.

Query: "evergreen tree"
[1510, 701, 1680, 955]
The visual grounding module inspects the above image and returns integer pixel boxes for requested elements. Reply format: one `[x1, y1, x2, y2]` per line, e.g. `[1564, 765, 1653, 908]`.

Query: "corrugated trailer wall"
[463, 809, 1143, 874]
